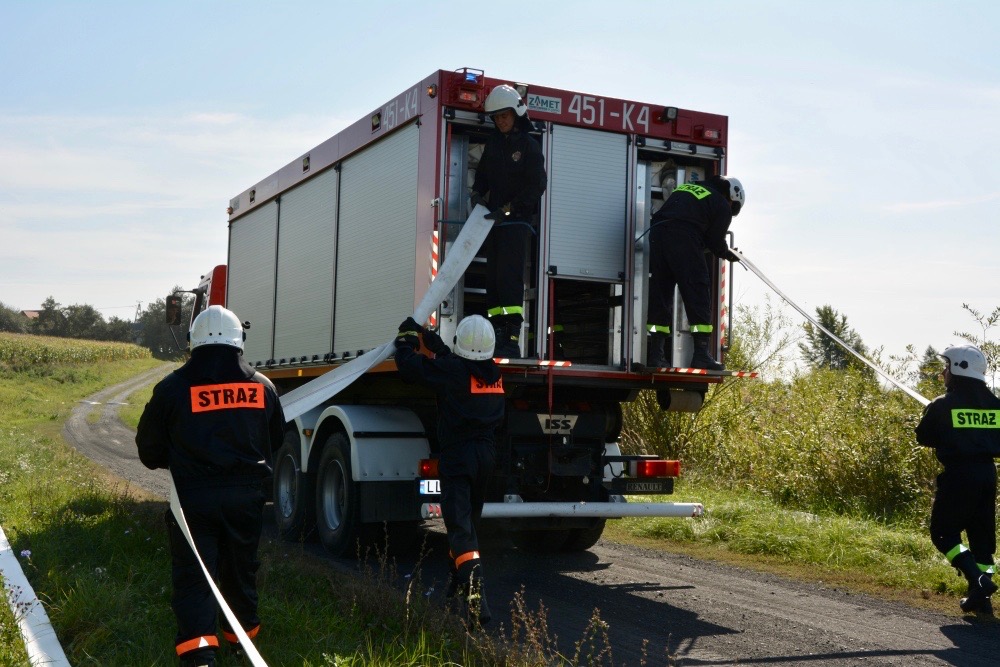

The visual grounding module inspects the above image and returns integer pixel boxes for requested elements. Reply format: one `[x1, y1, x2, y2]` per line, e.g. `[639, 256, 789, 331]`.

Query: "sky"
[2, 0, 999, 366]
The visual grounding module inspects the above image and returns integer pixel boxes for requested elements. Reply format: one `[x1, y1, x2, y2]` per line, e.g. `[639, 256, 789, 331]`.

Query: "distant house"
[20, 310, 40, 320]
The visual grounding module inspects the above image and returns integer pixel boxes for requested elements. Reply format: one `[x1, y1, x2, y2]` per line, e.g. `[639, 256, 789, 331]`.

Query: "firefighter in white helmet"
[470, 84, 547, 358]
[393, 315, 504, 627]
[136, 305, 285, 666]
[646, 174, 745, 370]
[916, 344, 1000, 615]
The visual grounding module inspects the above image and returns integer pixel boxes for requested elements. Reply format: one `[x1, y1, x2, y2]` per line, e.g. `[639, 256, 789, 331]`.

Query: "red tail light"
[633, 460, 680, 478]
[419, 458, 439, 478]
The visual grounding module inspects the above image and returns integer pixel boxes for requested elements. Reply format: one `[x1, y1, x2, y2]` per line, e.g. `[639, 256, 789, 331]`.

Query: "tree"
[32, 297, 68, 337]
[0, 302, 30, 333]
[798, 305, 869, 371]
[64, 304, 104, 339]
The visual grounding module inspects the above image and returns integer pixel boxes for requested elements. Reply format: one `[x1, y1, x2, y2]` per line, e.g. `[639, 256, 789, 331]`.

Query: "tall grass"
[622, 302, 939, 525]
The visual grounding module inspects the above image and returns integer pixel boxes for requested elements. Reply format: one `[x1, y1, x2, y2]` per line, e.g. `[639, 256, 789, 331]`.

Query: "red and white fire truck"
[180, 68, 741, 557]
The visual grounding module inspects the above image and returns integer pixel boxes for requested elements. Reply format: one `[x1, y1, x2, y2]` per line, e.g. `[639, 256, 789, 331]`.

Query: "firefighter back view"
[646, 175, 745, 370]
[393, 314, 504, 627]
[916, 344, 1000, 616]
[136, 305, 285, 666]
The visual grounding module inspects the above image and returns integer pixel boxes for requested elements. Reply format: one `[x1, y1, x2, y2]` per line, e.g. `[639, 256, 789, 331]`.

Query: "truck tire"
[315, 433, 363, 557]
[561, 519, 606, 552]
[273, 433, 315, 541]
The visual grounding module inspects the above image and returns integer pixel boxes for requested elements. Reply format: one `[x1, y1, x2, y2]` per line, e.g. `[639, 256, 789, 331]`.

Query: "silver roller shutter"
[334, 123, 419, 353]
[228, 202, 278, 364]
[273, 167, 338, 361]
[547, 125, 629, 281]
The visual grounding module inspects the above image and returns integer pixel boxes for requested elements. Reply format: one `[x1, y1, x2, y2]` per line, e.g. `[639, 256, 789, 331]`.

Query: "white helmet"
[940, 344, 987, 382]
[453, 315, 496, 361]
[484, 84, 527, 117]
[190, 305, 245, 351]
[724, 176, 746, 216]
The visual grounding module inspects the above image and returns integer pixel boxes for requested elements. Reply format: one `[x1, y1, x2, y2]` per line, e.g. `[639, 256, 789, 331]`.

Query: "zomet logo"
[528, 94, 562, 115]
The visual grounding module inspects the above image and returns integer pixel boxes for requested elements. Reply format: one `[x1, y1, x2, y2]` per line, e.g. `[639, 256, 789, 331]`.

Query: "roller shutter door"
[334, 123, 419, 353]
[228, 202, 278, 365]
[547, 126, 628, 281]
[273, 168, 338, 361]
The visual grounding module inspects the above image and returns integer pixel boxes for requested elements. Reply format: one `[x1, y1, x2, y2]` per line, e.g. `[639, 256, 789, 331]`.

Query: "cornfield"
[0, 332, 151, 368]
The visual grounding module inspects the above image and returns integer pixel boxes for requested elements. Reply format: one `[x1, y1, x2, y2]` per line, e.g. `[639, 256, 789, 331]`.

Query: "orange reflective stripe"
[176, 635, 219, 655]
[454, 550, 480, 568]
[470, 376, 504, 394]
[190, 383, 265, 413]
[223, 624, 260, 643]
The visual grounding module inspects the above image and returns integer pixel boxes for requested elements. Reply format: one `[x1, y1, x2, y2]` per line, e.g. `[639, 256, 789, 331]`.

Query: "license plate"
[419, 479, 441, 495]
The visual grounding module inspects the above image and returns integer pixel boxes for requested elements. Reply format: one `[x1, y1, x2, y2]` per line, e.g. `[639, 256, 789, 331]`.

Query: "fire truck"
[181, 68, 742, 557]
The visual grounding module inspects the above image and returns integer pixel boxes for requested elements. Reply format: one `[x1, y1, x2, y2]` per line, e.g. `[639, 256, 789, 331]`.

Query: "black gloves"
[719, 248, 741, 263]
[422, 328, 449, 355]
[395, 318, 422, 351]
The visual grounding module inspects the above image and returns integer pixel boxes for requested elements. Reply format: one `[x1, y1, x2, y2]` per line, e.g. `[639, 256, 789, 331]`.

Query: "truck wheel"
[273, 433, 315, 541]
[561, 519, 606, 552]
[315, 433, 363, 557]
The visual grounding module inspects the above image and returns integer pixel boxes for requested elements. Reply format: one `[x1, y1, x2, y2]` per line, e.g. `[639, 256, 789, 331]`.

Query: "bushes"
[622, 303, 938, 526]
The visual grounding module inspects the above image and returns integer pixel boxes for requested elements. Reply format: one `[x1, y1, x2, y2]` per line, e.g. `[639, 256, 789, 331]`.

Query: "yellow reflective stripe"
[548, 325, 564, 333]
[951, 409, 1000, 428]
[690, 324, 714, 333]
[675, 183, 712, 200]
[647, 324, 671, 334]
[946, 544, 968, 562]
[487, 306, 524, 317]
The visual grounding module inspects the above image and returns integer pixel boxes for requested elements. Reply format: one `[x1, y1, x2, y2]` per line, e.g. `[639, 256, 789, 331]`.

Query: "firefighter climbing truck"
[181, 68, 741, 557]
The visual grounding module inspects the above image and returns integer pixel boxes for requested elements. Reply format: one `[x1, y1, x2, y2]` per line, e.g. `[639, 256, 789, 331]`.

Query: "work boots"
[690, 332, 724, 371]
[953, 551, 997, 613]
[492, 317, 521, 359]
[646, 332, 670, 368]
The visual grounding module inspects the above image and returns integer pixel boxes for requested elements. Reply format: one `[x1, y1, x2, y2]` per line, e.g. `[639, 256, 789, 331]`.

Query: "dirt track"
[65, 366, 1000, 666]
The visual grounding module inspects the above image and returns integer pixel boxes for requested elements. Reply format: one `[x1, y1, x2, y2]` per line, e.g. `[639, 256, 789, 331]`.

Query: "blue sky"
[2, 1, 998, 364]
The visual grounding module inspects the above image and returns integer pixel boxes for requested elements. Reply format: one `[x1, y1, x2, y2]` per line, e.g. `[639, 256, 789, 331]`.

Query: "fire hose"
[730, 248, 930, 407]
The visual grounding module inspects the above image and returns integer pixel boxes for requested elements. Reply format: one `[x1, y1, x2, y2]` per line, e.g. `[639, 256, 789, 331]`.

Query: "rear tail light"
[630, 459, 680, 478]
[419, 458, 439, 478]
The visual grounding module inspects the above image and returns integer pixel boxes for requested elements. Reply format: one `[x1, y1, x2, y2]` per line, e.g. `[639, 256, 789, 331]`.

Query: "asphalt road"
[64, 364, 1000, 666]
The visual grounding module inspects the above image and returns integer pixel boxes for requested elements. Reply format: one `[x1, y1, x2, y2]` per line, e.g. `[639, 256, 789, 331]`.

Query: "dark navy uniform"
[916, 375, 1000, 598]
[648, 179, 733, 336]
[136, 345, 284, 664]
[394, 335, 503, 566]
[472, 115, 547, 346]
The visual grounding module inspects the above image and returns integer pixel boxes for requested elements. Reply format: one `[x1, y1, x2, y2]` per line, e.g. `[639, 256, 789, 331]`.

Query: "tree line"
[1, 290, 194, 360]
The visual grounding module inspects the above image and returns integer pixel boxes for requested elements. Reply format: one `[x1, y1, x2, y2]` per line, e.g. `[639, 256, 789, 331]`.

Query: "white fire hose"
[730, 249, 930, 407]
[170, 477, 269, 667]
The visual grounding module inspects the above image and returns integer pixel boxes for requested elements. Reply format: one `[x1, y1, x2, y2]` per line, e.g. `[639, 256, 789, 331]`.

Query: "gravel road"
[64, 365, 1000, 666]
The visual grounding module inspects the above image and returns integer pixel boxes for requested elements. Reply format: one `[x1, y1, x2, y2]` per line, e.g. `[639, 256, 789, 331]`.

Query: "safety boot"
[690, 332, 723, 371]
[954, 551, 997, 613]
[492, 319, 521, 359]
[179, 652, 215, 667]
[646, 332, 670, 368]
